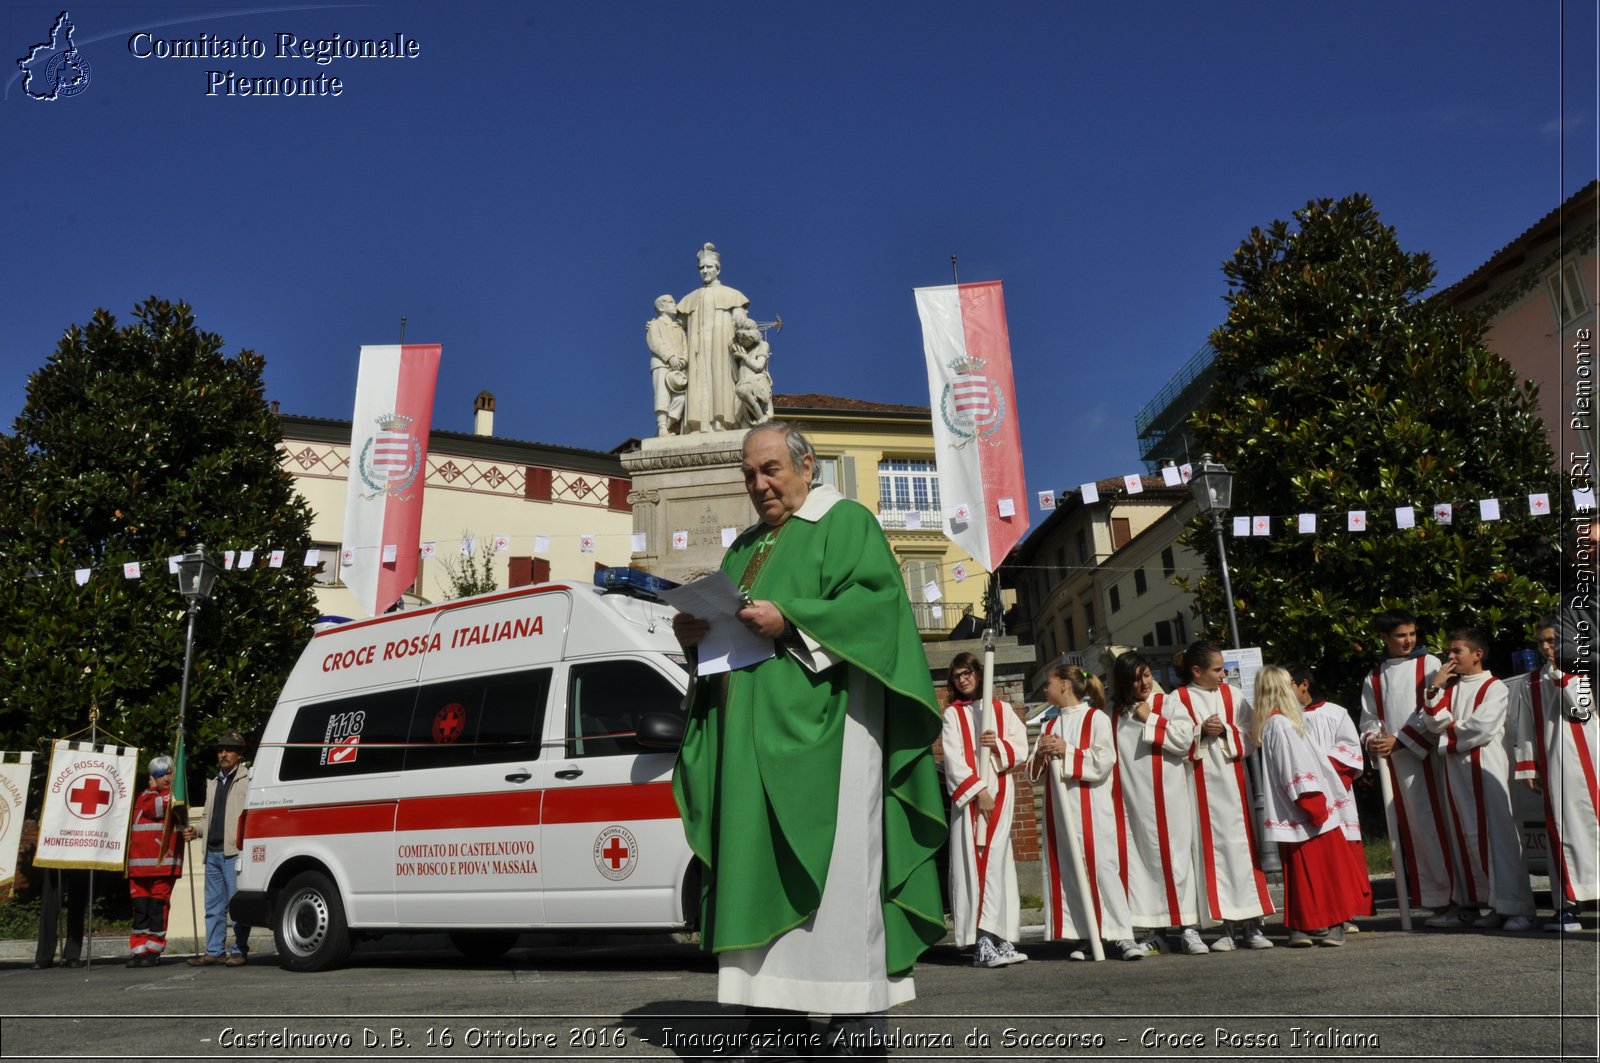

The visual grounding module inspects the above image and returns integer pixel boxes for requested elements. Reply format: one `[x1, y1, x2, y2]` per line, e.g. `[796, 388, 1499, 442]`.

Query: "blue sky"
[3, 1, 1594, 534]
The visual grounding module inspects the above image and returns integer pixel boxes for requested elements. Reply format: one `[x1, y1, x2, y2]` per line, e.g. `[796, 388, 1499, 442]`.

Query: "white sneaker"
[1067, 947, 1086, 961]
[1424, 907, 1469, 929]
[1115, 939, 1146, 961]
[972, 937, 1004, 968]
[1545, 911, 1582, 932]
[1341, 920, 1361, 934]
[1178, 927, 1210, 955]
[1502, 915, 1535, 931]
[995, 938, 1028, 966]
[1241, 924, 1274, 950]
[1209, 933, 1236, 952]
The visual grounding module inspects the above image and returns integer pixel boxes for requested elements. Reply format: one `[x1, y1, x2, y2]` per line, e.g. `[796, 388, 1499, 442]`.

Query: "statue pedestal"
[622, 431, 755, 584]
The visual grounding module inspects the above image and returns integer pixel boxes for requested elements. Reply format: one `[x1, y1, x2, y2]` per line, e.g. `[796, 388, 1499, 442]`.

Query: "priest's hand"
[977, 790, 995, 814]
[672, 612, 709, 650]
[737, 600, 786, 640]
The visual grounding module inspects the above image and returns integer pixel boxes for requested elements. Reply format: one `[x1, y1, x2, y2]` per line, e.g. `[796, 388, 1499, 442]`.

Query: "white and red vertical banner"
[914, 281, 1029, 571]
[0, 751, 33, 895]
[343, 343, 443, 616]
[35, 741, 138, 872]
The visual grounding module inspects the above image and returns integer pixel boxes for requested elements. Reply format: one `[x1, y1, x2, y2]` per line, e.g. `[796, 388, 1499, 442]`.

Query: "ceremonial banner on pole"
[0, 752, 33, 897]
[914, 281, 1029, 571]
[34, 741, 139, 871]
[343, 343, 443, 616]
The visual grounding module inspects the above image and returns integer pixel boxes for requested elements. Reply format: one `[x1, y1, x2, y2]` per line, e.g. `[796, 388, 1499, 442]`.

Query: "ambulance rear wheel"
[449, 931, 518, 963]
[275, 870, 352, 972]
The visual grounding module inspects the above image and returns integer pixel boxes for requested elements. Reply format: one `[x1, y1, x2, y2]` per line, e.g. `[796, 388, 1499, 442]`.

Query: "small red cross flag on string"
[1348, 511, 1367, 532]
[671, 530, 688, 550]
[1433, 503, 1453, 525]
[1298, 513, 1317, 534]
[1528, 493, 1550, 515]
[123, 561, 141, 579]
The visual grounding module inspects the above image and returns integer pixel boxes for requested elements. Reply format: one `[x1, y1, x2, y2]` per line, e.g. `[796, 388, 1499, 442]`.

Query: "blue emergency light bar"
[594, 567, 678, 601]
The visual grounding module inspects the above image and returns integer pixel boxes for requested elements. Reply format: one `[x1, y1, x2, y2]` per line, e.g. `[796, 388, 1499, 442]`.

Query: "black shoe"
[30, 961, 53, 970]
[125, 955, 143, 968]
[61, 959, 85, 969]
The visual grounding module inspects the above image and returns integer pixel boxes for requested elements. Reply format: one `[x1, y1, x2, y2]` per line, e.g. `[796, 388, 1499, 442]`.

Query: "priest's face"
[742, 429, 813, 527]
[1536, 625, 1557, 666]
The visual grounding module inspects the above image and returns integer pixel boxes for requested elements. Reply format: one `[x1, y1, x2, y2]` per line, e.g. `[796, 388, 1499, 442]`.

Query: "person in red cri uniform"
[126, 755, 183, 967]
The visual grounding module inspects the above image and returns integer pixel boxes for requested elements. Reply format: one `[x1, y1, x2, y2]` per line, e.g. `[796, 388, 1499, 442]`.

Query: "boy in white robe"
[1358, 609, 1457, 920]
[1513, 619, 1598, 930]
[1421, 628, 1536, 929]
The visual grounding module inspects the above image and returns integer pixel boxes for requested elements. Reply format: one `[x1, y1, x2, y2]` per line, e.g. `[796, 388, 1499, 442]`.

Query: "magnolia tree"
[0, 298, 317, 767]
[1187, 195, 1556, 703]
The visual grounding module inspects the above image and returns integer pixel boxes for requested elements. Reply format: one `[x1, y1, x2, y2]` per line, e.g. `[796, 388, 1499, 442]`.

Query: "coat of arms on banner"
[357, 412, 424, 500]
[939, 355, 1007, 448]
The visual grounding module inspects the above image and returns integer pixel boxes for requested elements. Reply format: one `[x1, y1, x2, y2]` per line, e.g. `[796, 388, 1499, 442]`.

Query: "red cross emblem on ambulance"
[593, 825, 637, 881]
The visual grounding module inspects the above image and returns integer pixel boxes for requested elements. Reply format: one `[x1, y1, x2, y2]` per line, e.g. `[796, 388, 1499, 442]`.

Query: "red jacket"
[126, 789, 182, 879]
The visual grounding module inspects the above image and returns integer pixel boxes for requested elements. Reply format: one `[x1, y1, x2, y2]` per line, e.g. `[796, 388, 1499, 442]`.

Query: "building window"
[1112, 517, 1132, 550]
[1174, 612, 1186, 644]
[1155, 619, 1173, 645]
[1161, 546, 1176, 578]
[1549, 262, 1589, 326]
[1134, 568, 1148, 596]
[1142, 631, 1155, 647]
[900, 557, 944, 633]
[1075, 527, 1089, 565]
[1109, 585, 1121, 613]
[1082, 598, 1095, 641]
[877, 458, 941, 514]
[310, 542, 343, 586]
[816, 456, 857, 499]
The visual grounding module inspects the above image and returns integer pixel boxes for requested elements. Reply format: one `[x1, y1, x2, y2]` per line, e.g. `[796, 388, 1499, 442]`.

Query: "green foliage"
[1188, 195, 1557, 703]
[0, 297, 317, 783]
[436, 531, 499, 600]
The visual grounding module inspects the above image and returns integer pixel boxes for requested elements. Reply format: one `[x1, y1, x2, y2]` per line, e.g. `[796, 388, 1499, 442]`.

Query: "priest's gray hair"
[746, 422, 820, 486]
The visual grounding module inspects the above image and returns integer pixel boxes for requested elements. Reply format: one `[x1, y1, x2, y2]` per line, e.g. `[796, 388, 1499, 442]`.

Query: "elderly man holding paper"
[671, 422, 946, 1060]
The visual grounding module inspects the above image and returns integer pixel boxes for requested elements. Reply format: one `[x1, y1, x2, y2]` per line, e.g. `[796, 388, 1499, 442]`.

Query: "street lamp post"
[174, 545, 220, 756]
[1189, 453, 1241, 649]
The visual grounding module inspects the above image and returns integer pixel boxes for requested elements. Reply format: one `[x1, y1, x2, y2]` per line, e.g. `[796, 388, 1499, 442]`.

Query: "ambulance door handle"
[504, 770, 533, 783]
[554, 768, 584, 780]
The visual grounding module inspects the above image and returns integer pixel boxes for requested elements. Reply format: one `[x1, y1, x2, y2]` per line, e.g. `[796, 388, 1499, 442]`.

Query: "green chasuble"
[672, 488, 948, 977]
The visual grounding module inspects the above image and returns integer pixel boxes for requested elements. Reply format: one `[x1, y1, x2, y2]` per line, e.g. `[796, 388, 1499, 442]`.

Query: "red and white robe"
[1258, 713, 1365, 931]
[1114, 696, 1199, 928]
[1302, 699, 1373, 915]
[1422, 672, 1534, 916]
[1038, 705, 1133, 943]
[942, 697, 1029, 946]
[1359, 654, 1455, 908]
[1513, 666, 1599, 904]
[1173, 684, 1274, 923]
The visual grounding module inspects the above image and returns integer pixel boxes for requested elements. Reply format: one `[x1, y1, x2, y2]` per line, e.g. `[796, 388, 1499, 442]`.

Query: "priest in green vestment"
[672, 423, 947, 1053]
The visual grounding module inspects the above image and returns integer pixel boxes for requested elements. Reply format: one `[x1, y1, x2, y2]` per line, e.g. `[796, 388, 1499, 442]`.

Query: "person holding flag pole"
[125, 754, 183, 966]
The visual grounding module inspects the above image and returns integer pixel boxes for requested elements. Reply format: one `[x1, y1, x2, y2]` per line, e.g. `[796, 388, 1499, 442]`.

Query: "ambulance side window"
[565, 660, 684, 758]
[405, 669, 552, 770]
[281, 687, 413, 780]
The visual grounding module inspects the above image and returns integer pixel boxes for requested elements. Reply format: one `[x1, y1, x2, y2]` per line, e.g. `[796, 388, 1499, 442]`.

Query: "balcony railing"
[878, 507, 945, 530]
[908, 601, 949, 633]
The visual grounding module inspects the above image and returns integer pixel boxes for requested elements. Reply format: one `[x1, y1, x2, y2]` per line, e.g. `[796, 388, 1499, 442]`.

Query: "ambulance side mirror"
[635, 711, 685, 750]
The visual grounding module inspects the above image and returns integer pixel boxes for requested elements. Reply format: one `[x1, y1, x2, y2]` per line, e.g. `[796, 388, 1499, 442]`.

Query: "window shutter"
[841, 456, 858, 500]
[508, 556, 533, 588]
[607, 476, 632, 512]
[526, 466, 553, 501]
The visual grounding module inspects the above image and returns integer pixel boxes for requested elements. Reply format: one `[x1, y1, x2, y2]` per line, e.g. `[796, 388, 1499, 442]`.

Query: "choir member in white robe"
[1110, 651, 1203, 947]
[1358, 609, 1457, 914]
[1513, 620, 1599, 927]
[1421, 629, 1535, 927]
[1171, 641, 1275, 948]
[1031, 665, 1143, 961]
[941, 651, 1030, 966]
[1291, 664, 1372, 918]
[1253, 667, 1366, 946]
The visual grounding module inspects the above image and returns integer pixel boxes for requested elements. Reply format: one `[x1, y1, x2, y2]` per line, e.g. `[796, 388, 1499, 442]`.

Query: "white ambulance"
[231, 572, 697, 971]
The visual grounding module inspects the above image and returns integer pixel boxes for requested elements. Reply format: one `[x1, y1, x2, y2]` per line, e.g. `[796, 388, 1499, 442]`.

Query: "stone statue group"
[648, 243, 774, 436]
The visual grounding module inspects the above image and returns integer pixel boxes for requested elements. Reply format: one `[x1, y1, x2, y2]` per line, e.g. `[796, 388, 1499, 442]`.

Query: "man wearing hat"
[126, 755, 183, 966]
[182, 730, 252, 966]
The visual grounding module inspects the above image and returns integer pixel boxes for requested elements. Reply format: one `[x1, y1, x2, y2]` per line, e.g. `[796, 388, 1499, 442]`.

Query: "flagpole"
[176, 597, 202, 958]
[950, 255, 959, 284]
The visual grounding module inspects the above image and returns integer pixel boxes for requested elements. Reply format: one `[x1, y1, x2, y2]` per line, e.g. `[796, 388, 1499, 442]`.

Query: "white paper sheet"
[659, 571, 776, 676]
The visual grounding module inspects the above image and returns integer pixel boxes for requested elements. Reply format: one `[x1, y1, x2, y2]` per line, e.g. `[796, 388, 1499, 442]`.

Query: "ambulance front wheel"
[275, 870, 353, 972]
